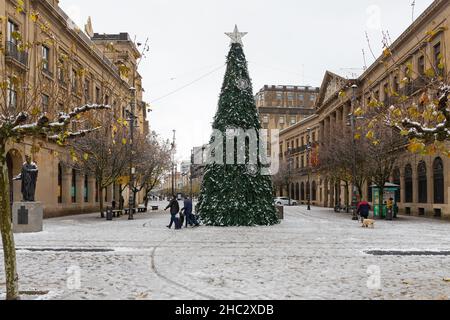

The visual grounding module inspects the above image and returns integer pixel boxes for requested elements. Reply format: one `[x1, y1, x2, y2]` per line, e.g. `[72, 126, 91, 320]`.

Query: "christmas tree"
[197, 26, 279, 227]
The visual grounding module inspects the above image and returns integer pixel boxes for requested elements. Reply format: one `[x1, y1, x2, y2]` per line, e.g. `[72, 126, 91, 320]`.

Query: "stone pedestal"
[12, 202, 43, 233]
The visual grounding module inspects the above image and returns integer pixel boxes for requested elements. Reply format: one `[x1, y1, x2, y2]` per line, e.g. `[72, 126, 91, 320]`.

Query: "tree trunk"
[144, 189, 150, 209]
[99, 187, 104, 218]
[0, 146, 20, 300]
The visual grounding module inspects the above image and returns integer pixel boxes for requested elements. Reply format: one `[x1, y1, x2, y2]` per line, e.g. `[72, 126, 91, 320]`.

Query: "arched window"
[433, 157, 444, 204]
[418, 161, 427, 203]
[312, 181, 317, 201]
[95, 179, 99, 203]
[393, 168, 401, 203]
[306, 181, 311, 201]
[301, 182, 305, 201]
[71, 169, 77, 203]
[405, 165, 413, 203]
[295, 183, 300, 201]
[290, 183, 295, 200]
[84, 175, 89, 203]
[58, 164, 63, 203]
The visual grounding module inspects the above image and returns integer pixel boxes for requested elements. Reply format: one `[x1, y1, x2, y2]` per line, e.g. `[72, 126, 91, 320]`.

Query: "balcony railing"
[42, 68, 54, 78]
[5, 41, 28, 68]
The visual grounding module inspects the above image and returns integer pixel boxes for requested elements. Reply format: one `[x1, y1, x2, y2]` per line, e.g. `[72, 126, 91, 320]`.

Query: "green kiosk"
[371, 183, 400, 219]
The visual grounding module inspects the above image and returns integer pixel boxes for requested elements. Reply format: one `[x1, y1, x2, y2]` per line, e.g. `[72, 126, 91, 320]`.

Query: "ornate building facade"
[278, 0, 450, 218]
[1, 0, 149, 217]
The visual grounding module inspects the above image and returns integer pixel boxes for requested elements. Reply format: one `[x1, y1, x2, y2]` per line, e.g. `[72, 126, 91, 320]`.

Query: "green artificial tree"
[197, 26, 279, 226]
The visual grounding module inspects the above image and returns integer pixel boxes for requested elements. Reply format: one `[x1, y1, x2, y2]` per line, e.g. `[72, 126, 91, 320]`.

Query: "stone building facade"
[278, 0, 450, 218]
[1, 0, 149, 217]
[255, 85, 319, 132]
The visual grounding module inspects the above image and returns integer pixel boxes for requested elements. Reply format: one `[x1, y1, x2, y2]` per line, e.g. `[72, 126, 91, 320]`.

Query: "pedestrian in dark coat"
[165, 195, 180, 229]
[181, 197, 199, 227]
[357, 201, 371, 220]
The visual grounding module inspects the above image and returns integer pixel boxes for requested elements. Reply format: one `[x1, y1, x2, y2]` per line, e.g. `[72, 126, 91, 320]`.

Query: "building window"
[291, 184, 295, 200]
[42, 94, 49, 112]
[7, 78, 17, 110]
[95, 87, 101, 104]
[57, 58, 65, 84]
[298, 94, 304, 101]
[57, 164, 62, 204]
[71, 169, 77, 203]
[312, 132, 316, 142]
[290, 117, 296, 125]
[312, 181, 317, 201]
[279, 117, 285, 124]
[7, 20, 19, 45]
[301, 156, 305, 169]
[263, 115, 269, 123]
[393, 76, 399, 94]
[310, 94, 316, 102]
[104, 94, 110, 106]
[72, 69, 78, 92]
[405, 165, 413, 203]
[287, 93, 294, 101]
[418, 161, 427, 204]
[418, 55, 425, 76]
[84, 175, 89, 203]
[306, 181, 310, 201]
[393, 168, 401, 203]
[84, 79, 91, 102]
[42, 45, 50, 72]
[95, 180, 99, 203]
[433, 157, 444, 204]
[434, 42, 442, 74]
[276, 92, 283, 101]
[301, 182, 305, 201]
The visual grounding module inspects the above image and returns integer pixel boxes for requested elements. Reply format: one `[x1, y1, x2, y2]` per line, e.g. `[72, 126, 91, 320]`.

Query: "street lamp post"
[128, 87, 136, 221]
[350, 84, 360, 221]
[171, 130, 176, 196]
[306, 128, 312, 211]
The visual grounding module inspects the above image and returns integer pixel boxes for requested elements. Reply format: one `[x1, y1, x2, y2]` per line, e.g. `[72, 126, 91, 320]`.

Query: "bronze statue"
[13, 155, 39, 202]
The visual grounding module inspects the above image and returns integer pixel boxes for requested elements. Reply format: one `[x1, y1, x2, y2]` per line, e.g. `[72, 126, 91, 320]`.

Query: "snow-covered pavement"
[1, 202, 450, 300]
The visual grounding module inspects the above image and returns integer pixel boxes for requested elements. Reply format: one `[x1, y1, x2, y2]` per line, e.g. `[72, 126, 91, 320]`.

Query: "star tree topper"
[225, 25, 247, 46]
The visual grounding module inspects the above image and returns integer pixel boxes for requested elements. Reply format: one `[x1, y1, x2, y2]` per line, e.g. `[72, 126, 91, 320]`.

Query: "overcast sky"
[60, 0, 433, 162]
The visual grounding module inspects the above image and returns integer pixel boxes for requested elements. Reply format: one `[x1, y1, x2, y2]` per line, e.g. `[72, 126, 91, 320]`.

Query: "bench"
[151, 206, 159, 211]
[138, 206, 147, 213]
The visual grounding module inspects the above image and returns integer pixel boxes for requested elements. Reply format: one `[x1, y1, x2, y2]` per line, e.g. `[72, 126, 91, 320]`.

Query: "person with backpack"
[165, 195, 180, 229]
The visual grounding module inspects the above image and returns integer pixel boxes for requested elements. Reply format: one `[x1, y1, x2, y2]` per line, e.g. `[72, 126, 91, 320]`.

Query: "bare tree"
[131, 133, 172, 209]
[69, 113, 129, 217]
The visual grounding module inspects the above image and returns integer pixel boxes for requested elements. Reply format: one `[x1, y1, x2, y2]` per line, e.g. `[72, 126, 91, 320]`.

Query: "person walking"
[165, 195, 180, 229]
[386, 198, 394, 221]
[181, 197, 199, 228]
[357, 200, 371, 222]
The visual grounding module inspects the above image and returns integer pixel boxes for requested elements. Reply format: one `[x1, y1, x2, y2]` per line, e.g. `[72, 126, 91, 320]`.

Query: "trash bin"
[106, 207, 113, 221]
[276, 205, 284, 220]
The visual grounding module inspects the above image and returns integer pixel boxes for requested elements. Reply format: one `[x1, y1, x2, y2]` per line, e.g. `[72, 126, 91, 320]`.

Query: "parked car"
[274, 197, 298, 206]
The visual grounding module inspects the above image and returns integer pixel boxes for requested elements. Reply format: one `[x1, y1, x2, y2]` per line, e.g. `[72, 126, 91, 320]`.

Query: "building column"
[106, 184, 113, 203]
[75, 172, 84, 205]
[400, 171, 406, 206]
[88, 176, 96, 204]
[61, 166, 72, 204]
[324, 179, 329, 207]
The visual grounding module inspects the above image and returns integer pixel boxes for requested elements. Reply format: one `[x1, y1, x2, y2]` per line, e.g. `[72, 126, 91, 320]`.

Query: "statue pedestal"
[12, 202, 43, 233]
